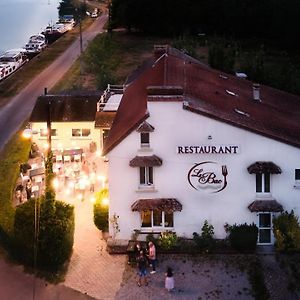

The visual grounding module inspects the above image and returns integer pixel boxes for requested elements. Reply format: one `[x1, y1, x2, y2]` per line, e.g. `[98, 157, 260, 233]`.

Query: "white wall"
[31, 121, 101, 153]
[108, 101, 300, 240]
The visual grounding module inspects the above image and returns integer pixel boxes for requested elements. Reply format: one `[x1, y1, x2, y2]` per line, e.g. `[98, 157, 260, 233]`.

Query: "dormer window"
[141, 132, 150, 148]
[137, 121, 154, 149]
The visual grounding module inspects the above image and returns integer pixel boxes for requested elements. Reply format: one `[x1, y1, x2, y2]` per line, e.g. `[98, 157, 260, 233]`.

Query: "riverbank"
[0, 16, 95, 107]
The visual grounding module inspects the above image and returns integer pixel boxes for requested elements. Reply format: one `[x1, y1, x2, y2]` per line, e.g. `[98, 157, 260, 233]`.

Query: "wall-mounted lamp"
[208, 135, 212, 140]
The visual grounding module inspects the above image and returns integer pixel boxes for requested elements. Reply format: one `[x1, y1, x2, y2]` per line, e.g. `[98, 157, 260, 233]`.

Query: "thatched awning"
[136, 121, 155, 132]
[248, 200, 283, 212]
[129, 155, 162, 167]
[247, 161, 282, 174]
[131, 198, 182, 213]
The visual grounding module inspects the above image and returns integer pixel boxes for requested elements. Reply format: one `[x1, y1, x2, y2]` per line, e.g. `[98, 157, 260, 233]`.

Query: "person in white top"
[147, 241, 156, 274]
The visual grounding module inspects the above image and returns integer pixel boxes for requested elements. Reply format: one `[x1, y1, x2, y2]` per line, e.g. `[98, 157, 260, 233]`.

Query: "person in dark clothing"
[136, 250, 148, 287]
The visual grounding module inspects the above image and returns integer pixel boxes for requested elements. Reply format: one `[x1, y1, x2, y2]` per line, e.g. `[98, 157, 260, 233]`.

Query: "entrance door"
[258, 213, 272, 244]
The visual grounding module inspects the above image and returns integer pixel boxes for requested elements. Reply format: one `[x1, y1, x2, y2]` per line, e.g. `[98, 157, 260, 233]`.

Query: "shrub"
[0, 131, 31, 244]
[273, 210, 300, 252]
[14, 198, 74, 270]
[146, 233, 158, 245]
[228, 223, 258, 252]
[193, 220, 215, 252]
[93, 188, 109, 232]
[159, 231, 178, 250]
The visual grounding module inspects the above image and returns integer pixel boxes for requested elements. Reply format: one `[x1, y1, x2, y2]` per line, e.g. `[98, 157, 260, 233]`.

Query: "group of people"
[135, 241, 175, 292]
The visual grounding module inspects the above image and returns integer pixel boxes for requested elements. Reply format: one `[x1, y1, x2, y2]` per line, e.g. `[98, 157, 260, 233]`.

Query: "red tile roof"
[102, 46, 300, 155]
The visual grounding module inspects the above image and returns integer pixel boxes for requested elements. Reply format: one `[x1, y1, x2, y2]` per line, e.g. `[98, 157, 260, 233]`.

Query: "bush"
[193, 220, 215, 252]
[146, 233, 158, 244]
[159, 231, 178, 250]
[273, 210, 300, 252]
[14, 198, 74, 270]
[228, 223, 258, 252]
[0, 131, 31, 244]
[93, 188, 109, 232]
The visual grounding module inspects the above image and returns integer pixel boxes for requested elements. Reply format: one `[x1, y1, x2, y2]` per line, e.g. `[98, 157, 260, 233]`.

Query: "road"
[0, 13, 108, 152]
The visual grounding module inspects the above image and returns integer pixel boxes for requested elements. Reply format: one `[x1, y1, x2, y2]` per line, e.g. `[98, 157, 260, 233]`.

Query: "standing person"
[136, 250, 148, 287]
[165, 267, 175, 292]
[25, 179, 32, 200]
[147, 241, 157, 274]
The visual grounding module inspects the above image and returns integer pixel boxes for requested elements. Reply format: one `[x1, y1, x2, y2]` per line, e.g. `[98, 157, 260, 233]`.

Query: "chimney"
[253, 83, 261, 101]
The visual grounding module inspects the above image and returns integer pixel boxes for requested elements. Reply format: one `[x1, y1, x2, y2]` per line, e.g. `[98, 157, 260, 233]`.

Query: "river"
[0, 0, 60, 54]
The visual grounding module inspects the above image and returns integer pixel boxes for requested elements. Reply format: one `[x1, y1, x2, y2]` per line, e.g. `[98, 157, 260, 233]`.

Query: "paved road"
[0, 13, 108, 152]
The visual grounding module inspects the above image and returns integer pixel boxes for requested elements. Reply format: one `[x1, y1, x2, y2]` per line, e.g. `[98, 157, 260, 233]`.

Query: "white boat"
[24, 34, 47, 55]
[0, 49, 28, 81]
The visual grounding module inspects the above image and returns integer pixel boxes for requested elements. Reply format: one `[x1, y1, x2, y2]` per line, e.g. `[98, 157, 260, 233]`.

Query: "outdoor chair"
[56, 155, 63, 163]
[64, 155, 71, 163]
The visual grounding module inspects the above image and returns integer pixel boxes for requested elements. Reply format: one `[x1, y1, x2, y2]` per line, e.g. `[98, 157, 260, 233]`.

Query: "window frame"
[72, 128, 91, 137]
[140, 132, 150, 148]
[140, 210, 174, 229]
[257, 212, 273, 245]
[256, 172, 270, 193]
[139, 166, 153, 186]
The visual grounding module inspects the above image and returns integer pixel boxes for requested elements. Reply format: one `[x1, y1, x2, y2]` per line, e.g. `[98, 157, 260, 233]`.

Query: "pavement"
[58, 153, 126, 300]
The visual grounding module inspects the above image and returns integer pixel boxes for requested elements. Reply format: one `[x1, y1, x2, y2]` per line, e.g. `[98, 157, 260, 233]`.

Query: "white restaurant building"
[103, 46, 300, 245]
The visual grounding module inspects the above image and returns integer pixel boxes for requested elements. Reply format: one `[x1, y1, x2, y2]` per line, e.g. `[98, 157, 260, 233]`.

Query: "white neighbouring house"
[102, 46, 300, 245]
[29, 88, 122, 159]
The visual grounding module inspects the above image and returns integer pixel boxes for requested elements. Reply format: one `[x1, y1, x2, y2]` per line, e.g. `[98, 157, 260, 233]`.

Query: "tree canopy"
[111, 0, 300, 49]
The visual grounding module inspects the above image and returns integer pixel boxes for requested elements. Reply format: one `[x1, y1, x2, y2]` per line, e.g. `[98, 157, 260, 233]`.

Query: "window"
[258, 213, 272, 244]
[40, 128, 57, 137]
[139, 166, 153, 185]
[256, 173, 270, 193]
[295, 169, 300, 180]
[72, 129, 90, 137]
[103, 129, 110, 143]
[141, 132, 150, 147]
[141, 210, 174, 228]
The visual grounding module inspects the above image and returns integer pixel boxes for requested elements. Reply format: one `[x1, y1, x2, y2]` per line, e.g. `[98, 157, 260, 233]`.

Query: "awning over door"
[131, 198, 182, 213]
[248, 200, 283, 212]
[129, 155, 162, 167]
[247, 161, 282, 174]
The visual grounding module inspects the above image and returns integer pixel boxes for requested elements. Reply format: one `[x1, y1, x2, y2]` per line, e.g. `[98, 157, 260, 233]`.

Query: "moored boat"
[0, 49, 28, 81]
[23, 34, 47, 58]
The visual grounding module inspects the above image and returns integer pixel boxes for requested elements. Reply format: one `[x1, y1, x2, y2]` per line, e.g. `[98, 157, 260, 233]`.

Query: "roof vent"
[234, 108, 250, 117]
[253, 83, 261, 101]
[226, 90, 237, 97]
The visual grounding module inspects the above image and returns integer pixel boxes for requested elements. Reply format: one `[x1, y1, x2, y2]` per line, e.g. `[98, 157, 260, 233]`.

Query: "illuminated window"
[72, 129, 90, 137]
[40, 129, 57, 137]
[141, 210, 174, 228]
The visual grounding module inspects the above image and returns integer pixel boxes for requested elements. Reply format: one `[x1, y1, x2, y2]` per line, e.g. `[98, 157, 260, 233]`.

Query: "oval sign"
[188, 161, 228, 193]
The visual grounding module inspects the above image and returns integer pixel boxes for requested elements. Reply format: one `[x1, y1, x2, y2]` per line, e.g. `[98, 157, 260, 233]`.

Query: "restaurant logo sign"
[188, 161, 228, 193]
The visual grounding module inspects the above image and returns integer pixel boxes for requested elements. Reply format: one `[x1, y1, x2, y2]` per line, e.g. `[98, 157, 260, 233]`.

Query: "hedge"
[0, 131, 31, 245]
[228, 223, 258, 252]
[14, 197, 74, 270]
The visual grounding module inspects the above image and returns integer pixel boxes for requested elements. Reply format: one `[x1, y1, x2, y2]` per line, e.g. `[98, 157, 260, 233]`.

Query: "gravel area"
[115, 254, 254, 300]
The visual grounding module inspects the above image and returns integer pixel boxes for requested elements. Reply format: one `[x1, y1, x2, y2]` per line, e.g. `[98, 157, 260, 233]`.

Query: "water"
[0, 0, 60, 53]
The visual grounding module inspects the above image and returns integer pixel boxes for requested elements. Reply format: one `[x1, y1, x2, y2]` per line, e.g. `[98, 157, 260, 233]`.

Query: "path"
[61, 155, 126, 300]
[0, 253, 94, 300]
